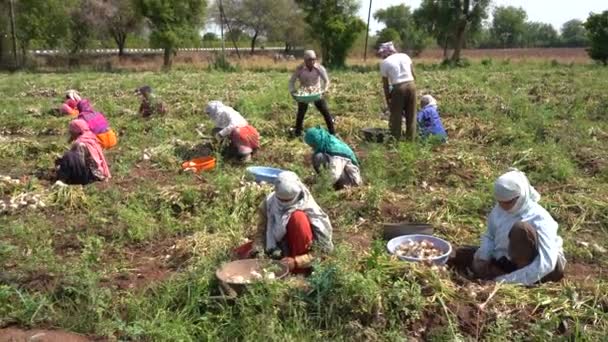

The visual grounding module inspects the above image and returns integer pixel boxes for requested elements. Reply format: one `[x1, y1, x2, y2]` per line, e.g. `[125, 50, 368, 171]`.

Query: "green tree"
[584, 11, 608, 65]
[451, 0, 490, 61]
[491, 6, 528, 48]
[219, 0, 286, 54]
[414, 0, 457, 59]
[135, 0, 207, 68]
[523, 22, 558, 47]
[84, 0, 143, 56]
[374, 4, 430, 56]
[561, 19, 589, 47]
[296, 0, 365, 68]
[374, 28, 401, 50]
[14, 0, 71, 58]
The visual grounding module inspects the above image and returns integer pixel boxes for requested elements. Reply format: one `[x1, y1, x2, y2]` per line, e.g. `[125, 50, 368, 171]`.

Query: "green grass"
[1, 62, 608, 340]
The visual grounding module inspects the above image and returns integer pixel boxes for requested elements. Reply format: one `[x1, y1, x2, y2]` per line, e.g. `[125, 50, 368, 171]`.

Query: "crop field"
[1, 61, 608, 340]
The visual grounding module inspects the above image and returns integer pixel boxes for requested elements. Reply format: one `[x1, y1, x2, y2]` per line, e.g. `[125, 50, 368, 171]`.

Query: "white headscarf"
[265, 171, 333, 253]
[66, 89, 81, 102]
[303, 50, 317, 60]
[494, 169, 541, 216]
[421, 95, 438, 108]
[205, 100, 247, 136]
[378, 41, 397, 58]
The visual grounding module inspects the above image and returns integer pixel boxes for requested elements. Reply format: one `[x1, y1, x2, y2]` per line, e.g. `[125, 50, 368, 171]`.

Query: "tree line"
[0, 0, 607, 68]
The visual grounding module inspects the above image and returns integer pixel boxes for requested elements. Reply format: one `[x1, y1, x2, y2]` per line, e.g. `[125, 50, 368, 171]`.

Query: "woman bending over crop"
[304, 127, 362, 189]
[77, 100, 118, 149]
[59, 89, 82, 117]
[206, 100, 260, 163]
[417, 95, 447, 142]
[450, 169, 565, 285]
[55, 119, 111, 185]
[254, 171, 333, 273]
[288, 50, 335, 136]
[136, 85, 167, 118]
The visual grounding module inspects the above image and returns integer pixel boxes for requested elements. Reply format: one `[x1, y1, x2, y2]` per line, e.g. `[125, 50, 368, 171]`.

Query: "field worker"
[288, 50, 335, 137]
[451, 169, 566, 285]
[77, 100, 118, 149]
[55, 119, 111, 185]
[378, 41, 417, 141]
[304, 127, 362, 189]
[254, 171, 333, 274]
[136, 85, 167, 118]
[417, 95, 447, 142]
[60, 89, 82, 116]
[206, 100, 260, 163]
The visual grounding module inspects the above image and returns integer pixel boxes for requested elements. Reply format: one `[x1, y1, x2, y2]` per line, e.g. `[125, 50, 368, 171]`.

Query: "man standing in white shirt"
[378, 41, 417, 141]
[288, 50, 335, 137]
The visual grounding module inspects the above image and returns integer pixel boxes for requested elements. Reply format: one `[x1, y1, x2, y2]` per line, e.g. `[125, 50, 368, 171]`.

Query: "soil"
[100, 238, 181, 291]
[0, 328, 93, 342]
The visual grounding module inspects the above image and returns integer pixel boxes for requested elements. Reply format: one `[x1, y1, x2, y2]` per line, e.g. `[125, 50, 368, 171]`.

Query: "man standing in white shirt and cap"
[378, 41, 417, 141]
[288, 50, 335, 137]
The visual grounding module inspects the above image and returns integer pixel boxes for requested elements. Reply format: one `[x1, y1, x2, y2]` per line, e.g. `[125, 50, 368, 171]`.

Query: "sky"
[359, 0, 607, 34]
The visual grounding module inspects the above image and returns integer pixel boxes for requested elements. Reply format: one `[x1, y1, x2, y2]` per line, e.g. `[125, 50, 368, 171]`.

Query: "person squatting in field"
[206, 100, 260, 163]
[253, 171, 333, 274]
[304, 127, 362, 190]
[288, 50, 335, 136]
[77, 100, 118, 149]
[378, 41, 417, 141]
[417, 95, 447, 142]
[55, 119, 111, 185]
[449, 169, 565, 285]
[60, 89, 82, 117]
[136, 85, 167, 118]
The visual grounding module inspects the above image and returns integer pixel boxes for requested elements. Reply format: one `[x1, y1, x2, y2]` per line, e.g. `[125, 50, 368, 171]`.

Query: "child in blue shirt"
[417, 95, 447, 142]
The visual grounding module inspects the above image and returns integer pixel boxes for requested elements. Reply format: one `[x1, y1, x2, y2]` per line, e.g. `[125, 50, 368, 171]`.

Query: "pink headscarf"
[69, 119, 111, 179]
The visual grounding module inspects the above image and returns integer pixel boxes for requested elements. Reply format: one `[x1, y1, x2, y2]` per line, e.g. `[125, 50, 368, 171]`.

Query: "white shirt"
[475, 202, 565, 286]
[380, 53, 414, 86]
[288, 64, 330, 93]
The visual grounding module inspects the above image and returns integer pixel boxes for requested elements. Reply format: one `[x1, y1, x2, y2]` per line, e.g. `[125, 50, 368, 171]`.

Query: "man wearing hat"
[288, 50, 335, 136]
[378, 41, 417, 141]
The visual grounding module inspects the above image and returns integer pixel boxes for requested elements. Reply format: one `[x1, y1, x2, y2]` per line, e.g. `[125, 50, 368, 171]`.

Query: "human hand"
[281, 257, 296, 271]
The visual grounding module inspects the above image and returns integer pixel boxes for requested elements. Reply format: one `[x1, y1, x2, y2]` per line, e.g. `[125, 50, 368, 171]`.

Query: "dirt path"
[0, 328, 93, 342]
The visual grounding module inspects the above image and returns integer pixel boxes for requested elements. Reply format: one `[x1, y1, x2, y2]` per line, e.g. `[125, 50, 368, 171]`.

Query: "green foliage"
[297, 0, 365, 68]
[584, 11, 608, 65]
[523, 22, 559, 48]
[374, 28, 401, 50]
[491, 6, 528, 48]
[374, 4, 430, 56]
[561, 19, 589, 47]
[14, 0, 72, 50]
[134, 0, 207, 67]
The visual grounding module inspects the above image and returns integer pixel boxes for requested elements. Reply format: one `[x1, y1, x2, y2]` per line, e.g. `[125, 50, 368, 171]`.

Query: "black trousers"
[295, 99, 335, 135]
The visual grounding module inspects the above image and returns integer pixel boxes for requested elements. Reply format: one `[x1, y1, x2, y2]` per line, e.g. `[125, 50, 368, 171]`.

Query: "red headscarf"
[69, 119, 111, 179]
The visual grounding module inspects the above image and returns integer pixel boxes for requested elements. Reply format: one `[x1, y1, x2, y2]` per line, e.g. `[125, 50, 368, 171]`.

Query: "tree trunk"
[250, 31, 258, 54]
[451, 22, 467, 62]
[442, 36, 449, 60]
[284, 42, 289, 54]
[113, 32, 127, 57]
[163, 47, 172, 69]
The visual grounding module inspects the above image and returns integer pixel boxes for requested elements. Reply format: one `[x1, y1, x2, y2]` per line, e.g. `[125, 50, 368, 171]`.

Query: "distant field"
[0, 62, 607, 340]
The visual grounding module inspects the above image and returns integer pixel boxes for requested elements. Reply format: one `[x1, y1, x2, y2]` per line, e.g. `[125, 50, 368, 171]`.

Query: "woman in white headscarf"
[462, 169, 566, 285]
[253, 171, 333, 273]
[60, 89, 82, 116]
[205, 100, 260, 162]
[417, 95, 447, 142]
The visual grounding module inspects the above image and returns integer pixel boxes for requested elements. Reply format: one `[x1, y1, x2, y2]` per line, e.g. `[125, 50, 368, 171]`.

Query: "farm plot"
[0, 62, 608, 340]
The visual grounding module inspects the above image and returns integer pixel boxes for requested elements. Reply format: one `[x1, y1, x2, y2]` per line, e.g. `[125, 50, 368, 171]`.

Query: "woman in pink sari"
[56, 119, 111, 185]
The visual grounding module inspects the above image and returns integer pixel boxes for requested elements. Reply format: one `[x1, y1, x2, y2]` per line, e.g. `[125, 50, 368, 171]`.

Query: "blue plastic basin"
[386, 234, 452, 265]
[246, 166, 286, 184]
